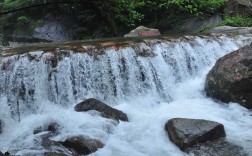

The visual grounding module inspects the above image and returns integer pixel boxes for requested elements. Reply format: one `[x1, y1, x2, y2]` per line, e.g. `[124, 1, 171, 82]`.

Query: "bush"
[221, 14, 252, 27]
[17, 16, 30, 25]
[169, 0, 228, 16]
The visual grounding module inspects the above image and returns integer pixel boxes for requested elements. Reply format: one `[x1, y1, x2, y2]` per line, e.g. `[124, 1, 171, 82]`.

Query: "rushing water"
[0, 35, 252, 156]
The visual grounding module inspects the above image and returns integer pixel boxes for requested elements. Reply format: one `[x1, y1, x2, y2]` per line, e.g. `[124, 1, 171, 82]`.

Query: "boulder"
[124, 26, 161, 37]
[165, 118, 226, 150]
[205, 44, 252, 109]
[186, 138, 248, 156]
[62, 136, 104, 155]
[208, 26, 252, 35]
[74, 98, 128, 121]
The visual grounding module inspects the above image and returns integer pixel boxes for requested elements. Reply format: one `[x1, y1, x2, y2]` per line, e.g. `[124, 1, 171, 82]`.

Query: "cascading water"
[0, 34, 252, 156]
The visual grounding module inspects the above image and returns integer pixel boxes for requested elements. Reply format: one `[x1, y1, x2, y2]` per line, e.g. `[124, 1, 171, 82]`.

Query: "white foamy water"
[0, 34, 252, 156]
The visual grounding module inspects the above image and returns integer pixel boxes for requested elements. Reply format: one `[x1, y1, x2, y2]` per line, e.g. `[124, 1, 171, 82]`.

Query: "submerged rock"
[124, 26, 161, 37]
[62, 136, 104, 155]
[165, 118, 226, 150]
[74, 98, 128, 121]
[33, 122, 61, 134]
[205, 44, 252, 109]
[186, 138, 247, 156]
[43, 152, 67, 156]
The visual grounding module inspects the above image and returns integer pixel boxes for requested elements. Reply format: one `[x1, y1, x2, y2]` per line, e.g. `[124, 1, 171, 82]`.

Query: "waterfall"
[0, 34, 252, 155]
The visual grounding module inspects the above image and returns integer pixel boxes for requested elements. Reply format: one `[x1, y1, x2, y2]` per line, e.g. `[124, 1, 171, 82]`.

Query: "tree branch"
[0, 0, 99, 15]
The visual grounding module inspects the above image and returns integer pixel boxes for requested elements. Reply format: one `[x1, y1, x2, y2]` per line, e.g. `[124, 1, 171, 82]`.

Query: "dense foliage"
[0, 0, 249, 39]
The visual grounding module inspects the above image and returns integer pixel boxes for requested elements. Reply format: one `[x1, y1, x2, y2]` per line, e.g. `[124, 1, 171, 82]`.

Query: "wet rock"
[33, 122, 60, 134]
[124, 26, 161, 37]
[135, 43, 155, 57]
[165, 118, 226, 150]
[205, 44, 252, 109]
[186, 138, 248, 156]
[74, 98, 128, 122]
[62, 136, 104, 155]
[43, 152, 67, 156]
[41, 136, 62, 150]
[39, 133, 71, 155]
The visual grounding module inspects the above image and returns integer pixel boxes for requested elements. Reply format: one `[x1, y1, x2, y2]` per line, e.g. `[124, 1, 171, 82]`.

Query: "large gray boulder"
[165, 118, 226, 150]
[205, 44, 252, 109]
[124, 26, 161, 37]
[74, 98, 128, 121]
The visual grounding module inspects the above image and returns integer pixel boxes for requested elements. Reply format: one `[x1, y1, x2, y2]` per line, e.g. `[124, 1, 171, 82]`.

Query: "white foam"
[0, 35, 252, 155]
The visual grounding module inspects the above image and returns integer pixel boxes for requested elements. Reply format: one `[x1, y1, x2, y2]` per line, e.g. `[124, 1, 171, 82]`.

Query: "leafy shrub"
[221, 14, 252, 27]
[17, 16, 30, 25]
[169, 0, 228, 16]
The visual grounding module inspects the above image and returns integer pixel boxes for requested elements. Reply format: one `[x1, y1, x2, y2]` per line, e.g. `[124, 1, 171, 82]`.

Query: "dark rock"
[205, 44, 252, 109]
[165, 118, 226, 150]
[74, 98, 128, 122]
[43, 152, 67, 156]
[186, 138, 248, 156]
[41, 135, 63, 150]
[62, 136, 104, 155]
[124, 26, 161, 37]
[33, 122, 60, 134]
[39, 133, 71, 155]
